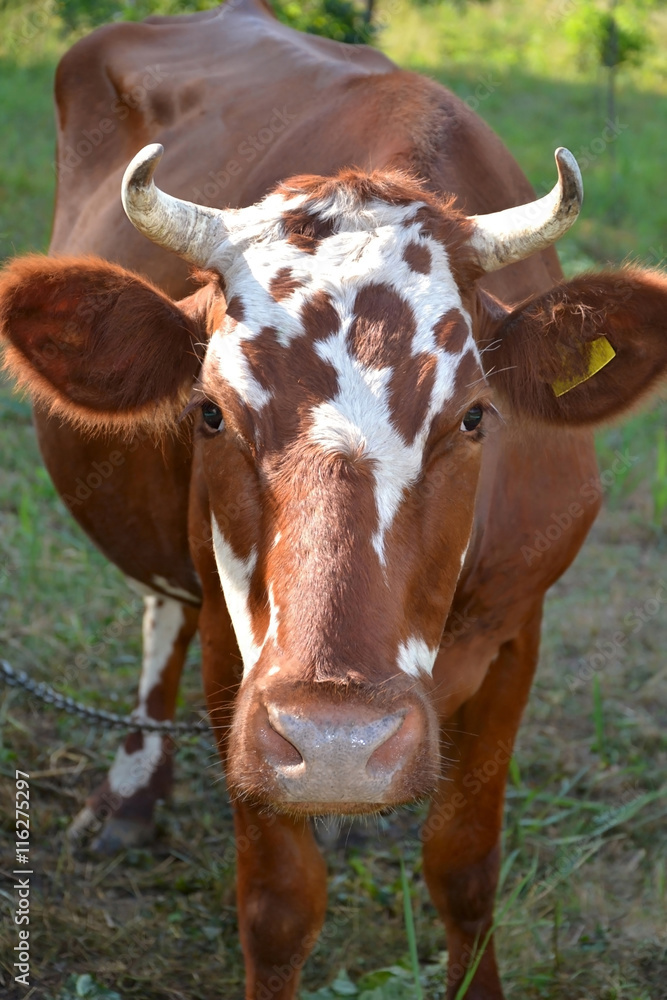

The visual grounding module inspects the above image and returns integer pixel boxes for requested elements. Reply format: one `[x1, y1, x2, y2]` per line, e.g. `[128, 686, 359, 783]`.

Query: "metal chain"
[0, 659, 209, 733]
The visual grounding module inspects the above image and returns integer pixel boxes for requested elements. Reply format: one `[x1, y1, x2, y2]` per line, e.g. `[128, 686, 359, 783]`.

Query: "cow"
[2, 1, 667, 997]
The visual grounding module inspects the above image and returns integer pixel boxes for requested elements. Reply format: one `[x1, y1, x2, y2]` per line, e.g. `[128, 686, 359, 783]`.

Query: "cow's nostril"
[262, 719, 303, 767]
[366, 707, 422, 773]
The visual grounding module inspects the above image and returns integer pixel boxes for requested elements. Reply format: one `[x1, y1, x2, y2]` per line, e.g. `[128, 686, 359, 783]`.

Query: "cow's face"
[1, 144, 585, 815]
[191, 174, 492, 810]
[117, 145, 584, 814]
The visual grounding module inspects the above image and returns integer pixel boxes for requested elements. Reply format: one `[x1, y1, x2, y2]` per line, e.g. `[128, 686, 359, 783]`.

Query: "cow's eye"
[201, 402, 224, 431]
[461, 406, 483, 432]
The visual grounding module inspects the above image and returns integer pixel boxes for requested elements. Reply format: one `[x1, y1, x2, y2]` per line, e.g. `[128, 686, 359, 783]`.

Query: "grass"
[0, 0, 666, 998]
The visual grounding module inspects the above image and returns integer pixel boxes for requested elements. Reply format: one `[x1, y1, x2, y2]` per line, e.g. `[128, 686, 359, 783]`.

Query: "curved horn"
[121, 143, 227, 266]
[468, 147, 583, 273]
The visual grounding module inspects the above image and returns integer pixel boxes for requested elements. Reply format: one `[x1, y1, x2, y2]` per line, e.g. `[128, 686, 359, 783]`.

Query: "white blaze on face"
[208, 327, 272, 412]
[211, 515, 261, 675]
[310, 307, 468, 563]
[265, 584, 281, 649]
[202, 180, 482, 676]
[210, 519, 283, 674]
[303, 225, 476, 562]
[397, 636, 439, 678]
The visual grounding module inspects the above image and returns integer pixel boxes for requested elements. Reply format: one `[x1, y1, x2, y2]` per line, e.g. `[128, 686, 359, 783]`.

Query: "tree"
[57, 0, 375, 42]
[565, 0, 652, 128]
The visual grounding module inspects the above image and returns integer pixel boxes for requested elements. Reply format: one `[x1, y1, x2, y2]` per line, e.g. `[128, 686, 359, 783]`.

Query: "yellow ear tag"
[551, 336, 616, 398]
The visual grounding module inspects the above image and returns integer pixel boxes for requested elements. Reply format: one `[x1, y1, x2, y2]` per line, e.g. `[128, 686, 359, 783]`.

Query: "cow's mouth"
[224, 680, 440, 813]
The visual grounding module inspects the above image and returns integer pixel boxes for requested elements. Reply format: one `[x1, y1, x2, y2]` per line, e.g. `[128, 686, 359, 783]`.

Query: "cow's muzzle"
[225, 676, 439, 814]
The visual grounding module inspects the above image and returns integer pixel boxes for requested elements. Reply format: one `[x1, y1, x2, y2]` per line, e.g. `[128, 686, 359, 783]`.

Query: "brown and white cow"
[2, 2, 667, 997]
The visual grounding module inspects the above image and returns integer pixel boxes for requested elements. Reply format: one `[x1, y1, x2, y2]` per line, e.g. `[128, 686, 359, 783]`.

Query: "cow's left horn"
[468, 148, 583, 273]
[122, 144, 227, 266]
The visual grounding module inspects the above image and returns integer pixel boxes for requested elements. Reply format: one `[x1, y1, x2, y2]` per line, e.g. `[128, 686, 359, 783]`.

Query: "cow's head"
[3, 145, 667, 813]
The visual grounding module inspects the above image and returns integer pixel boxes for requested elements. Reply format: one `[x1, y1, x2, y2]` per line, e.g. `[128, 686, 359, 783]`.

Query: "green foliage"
[273, 0, 373, 43]
[399, 859, 423, 1000]
[55, 0, 374, 41]
[564, 1, 651, 72]
[302, 966, 417, 999]
[56, 974, 122, 1000]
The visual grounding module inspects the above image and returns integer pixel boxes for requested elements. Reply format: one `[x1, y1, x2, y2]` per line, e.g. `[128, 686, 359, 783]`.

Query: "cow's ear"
[0, 254, 204, 434]
[486, 268, 667, 425]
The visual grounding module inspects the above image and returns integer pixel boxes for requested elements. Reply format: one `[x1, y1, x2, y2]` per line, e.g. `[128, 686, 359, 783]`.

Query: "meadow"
[0, 1, 665, 998]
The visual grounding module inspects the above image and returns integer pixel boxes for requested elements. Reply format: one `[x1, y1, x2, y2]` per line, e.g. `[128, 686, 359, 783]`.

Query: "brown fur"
[6, 1, 667, 996]
[0, 255, 201, 435]
[402, 240, 432, 274]
[488, 268, 667, 425]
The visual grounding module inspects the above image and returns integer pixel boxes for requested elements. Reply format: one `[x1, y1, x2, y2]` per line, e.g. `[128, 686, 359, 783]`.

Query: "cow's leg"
[69, 595, 200, 852]
[197, 591, 327, 997]
[422, 611, 542, 1000]
[234, 801, 328, 1000]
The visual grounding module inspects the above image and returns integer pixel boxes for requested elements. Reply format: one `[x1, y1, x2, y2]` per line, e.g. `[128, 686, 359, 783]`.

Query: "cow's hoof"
[68, 806, 154, 853]
[68, 805, 102, 846]
[91, 817, 155, 854]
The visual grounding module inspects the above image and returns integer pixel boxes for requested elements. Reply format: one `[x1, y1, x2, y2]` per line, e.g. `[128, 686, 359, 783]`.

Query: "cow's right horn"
[467, 147, 583, 273]
[122, 144, 227, 267]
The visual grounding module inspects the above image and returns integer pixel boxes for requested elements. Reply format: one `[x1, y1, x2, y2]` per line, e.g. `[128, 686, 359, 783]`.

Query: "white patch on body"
[105, 595, 185, 801]
[108, 732, 164, 798]
[134, 596, 185, 719]
[127, 576, 161, 598]
[397, 636, 439, 678]
[150, 574, 201, 605]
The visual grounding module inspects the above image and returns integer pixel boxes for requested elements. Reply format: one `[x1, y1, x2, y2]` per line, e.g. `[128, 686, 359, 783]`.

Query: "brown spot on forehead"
[301, 290, 339, 341]
[347, 283, 416, 370]
[402, 241, 431, 275]
[225, 295, 246, 324]
[269, 267, 303, 302]
[433, 308, 469, 354]
[410, 204, 480, 286]
[240, 326, 339, 451]
[282, 206, 336, 255]
[389, 353, 437, 445]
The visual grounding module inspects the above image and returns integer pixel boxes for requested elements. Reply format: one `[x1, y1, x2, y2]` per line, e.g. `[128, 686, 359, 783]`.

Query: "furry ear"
[0, 255, 204, 433]
[485, 268, 667, 425]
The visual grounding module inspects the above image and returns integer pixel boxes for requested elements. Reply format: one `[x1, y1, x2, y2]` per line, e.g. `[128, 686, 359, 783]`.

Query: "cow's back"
[51, 0, 557, 300]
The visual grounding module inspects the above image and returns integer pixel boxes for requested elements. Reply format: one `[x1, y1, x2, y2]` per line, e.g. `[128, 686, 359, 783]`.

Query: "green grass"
[0, 1, 666, 998]
[380, 0, 667, 271]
